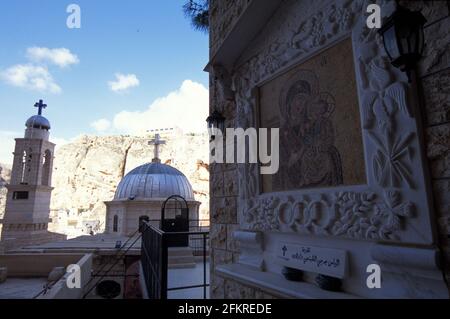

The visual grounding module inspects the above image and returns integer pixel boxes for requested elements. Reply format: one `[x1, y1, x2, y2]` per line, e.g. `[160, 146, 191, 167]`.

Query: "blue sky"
[0, 0, 209, 164]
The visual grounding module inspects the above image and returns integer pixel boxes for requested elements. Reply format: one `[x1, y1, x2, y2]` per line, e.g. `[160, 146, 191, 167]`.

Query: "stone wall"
[208, 45, 244, 297]
[209, 161, 240, 298]
[400, 0, 450, 284]
[209, 0, 252, 57]
[208, 104, 280, 299]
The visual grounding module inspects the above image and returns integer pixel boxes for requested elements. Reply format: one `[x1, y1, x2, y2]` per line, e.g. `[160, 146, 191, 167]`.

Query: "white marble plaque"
[276, 243, 347, 278]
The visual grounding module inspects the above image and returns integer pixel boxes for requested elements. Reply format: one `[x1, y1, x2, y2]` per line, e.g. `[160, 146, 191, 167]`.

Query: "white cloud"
[112, 80, 208, 135]
[1, 64, 62, 94]
[26, 47, 79, 68]
[108, 73, 140, 93]
[0, 47, 78, 93]
[90, 119, 111, 132]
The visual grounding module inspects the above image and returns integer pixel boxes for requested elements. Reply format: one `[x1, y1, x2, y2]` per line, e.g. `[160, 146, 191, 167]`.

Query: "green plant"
[183, 0, 209, 32]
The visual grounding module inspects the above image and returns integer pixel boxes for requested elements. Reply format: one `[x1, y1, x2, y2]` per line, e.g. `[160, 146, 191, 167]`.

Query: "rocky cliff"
[0, 164, 11, 222]
[0, 132, 210, 238]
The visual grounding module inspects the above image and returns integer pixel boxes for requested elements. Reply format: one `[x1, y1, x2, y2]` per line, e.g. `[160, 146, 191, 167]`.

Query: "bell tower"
[0, 100, 56, 248]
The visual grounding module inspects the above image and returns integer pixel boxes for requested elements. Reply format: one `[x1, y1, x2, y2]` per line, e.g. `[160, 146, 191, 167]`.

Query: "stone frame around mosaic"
[232, 0, 437, 246]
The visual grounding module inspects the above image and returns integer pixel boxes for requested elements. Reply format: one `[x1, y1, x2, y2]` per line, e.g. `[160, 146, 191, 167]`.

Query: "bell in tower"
[0, 100, 64, 250]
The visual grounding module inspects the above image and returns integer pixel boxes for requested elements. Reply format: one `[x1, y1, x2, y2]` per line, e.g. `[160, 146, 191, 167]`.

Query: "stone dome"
[114, 162, 195, 201]
[26, 115, 51, 130]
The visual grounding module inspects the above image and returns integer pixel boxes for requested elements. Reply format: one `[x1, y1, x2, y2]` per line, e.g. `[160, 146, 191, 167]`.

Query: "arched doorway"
[161, 195, 189, 247]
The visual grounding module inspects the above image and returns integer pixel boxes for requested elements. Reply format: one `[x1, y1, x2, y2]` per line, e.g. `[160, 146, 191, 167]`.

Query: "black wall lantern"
[378, 5, 427, 82]
[206, 110, 225, 140]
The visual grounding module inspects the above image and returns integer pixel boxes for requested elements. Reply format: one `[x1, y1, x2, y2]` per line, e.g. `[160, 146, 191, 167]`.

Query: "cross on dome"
[34, 99, 47, 115]
[148, 134, 166, 163]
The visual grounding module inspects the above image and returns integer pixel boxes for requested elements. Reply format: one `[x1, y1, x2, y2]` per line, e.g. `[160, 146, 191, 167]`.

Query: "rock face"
[49, 132, 210, 237]
[0, 130, 209, 238]
[0, 132, 210, 239]
[0, 164, 11, 223]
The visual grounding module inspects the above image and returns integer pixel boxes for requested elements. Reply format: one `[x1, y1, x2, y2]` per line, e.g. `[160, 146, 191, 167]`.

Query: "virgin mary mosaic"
[278, 70, 343, 189]
[259, 38, 366, 193]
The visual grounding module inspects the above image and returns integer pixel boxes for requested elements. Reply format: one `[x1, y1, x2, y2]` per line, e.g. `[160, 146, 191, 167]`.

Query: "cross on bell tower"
[149, 134, 166, 163]
[34, 99, 47, 116]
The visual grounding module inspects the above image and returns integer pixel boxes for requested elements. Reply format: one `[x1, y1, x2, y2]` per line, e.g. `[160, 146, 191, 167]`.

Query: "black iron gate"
[140, 221, 168, 299]
[161, 195, 189, 247]
[140, 220, 209, 299]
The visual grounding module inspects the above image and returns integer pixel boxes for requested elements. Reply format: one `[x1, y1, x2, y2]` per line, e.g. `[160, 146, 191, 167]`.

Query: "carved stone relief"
[243, 190, 414, 241]
[232, 0, 434, 244]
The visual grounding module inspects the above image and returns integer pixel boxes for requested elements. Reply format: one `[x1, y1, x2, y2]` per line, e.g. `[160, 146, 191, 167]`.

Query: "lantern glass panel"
[396, 23, 413, 55]
[383, 25, 401, 60]
[408, 30, 417, 55]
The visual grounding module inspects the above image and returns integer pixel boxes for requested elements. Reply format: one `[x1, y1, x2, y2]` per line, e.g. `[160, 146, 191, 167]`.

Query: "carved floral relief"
[229, 0, 432, 244]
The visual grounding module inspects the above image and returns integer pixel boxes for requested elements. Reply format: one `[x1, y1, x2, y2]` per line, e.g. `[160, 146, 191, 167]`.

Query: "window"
[20, 150, 27, 184]
[13, 191, 29, 200]
[113, 215, 119, 232]
[20, 148, 32, 185]
[41, 150, 51, 186]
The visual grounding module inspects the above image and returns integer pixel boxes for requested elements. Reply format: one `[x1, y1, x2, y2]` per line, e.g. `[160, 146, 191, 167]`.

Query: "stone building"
[104, 134, 200, 236]
[207, 0, 450, 298]
[0, 108, 202, 299]
[0, 101, 65, 250]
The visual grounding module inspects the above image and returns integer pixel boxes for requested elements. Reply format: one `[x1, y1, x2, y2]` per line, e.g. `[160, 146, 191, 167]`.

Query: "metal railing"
[148, 219, 210, 256]
[141, 223, 168, 299]
[55, 218, 210, 299]
[81, 229, 142, 299]
[141, 221, 210, 299]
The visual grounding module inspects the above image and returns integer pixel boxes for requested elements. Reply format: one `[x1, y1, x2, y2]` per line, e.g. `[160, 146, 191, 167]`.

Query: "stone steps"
[168, 247, 195, 269]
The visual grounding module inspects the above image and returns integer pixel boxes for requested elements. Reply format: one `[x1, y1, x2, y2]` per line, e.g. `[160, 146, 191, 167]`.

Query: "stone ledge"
[206, 0, 284, 72]
[216, 263, 359, 299]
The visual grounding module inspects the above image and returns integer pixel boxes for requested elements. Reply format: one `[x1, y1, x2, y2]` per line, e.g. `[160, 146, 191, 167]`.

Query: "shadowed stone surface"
[422, 68, 450, 126]
[427, 124, 450, 179]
